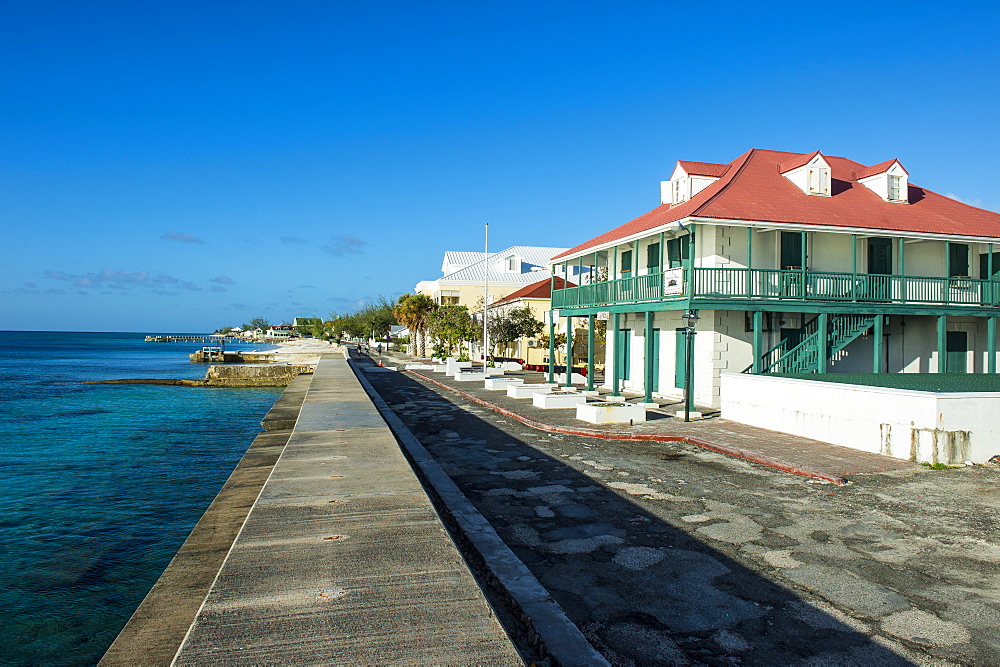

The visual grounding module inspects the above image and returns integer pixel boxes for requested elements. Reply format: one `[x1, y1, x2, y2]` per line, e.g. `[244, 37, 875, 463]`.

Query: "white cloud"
[322, 234, 365, 257]
[945, 193, 983, 207]
[161, 232, 206, 244]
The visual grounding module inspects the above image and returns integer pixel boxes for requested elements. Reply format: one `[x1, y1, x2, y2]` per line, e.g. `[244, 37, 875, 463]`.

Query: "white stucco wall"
[721, 373, 1000, 463]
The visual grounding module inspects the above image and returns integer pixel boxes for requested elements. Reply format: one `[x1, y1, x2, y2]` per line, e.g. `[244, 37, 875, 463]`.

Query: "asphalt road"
[366, 368, 1000, 666]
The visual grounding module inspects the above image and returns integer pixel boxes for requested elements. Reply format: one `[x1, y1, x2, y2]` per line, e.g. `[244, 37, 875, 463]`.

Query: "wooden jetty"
[144, 335, 239, 344]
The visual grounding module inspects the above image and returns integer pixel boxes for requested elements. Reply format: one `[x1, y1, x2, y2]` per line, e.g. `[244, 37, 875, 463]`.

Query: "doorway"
[946, 331, 968, 373]
[868, 237, 893, 300]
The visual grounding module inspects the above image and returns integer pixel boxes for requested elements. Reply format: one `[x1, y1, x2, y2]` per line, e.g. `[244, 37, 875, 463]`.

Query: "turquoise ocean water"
[0, 331, 282, 665]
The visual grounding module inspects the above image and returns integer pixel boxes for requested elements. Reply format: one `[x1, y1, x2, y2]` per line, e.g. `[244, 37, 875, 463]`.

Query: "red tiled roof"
[777, 149, 822, 174]
[491, 276, 574, 306]
[553, 148, 1000, 260]
[677, 160, 729, 178]
[856, 158, 907, 179]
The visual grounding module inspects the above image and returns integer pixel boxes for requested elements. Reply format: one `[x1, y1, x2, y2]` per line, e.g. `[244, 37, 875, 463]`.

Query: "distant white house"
[265, 324, 296, 339]
[415, 245, 584, 308]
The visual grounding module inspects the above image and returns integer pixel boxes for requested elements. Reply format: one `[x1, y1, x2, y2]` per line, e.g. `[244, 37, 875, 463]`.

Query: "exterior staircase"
[745, 314, 878, 374]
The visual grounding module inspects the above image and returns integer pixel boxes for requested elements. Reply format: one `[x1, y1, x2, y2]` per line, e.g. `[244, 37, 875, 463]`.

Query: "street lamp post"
[681, 309, 699, 422]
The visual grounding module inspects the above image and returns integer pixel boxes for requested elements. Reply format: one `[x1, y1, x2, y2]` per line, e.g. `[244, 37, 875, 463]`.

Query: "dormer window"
[673, 178, 687, 204]
[888, 174, 902, 201]
[504, 255, 520, 272]
[858, 159, 909, 203]
[780, 151, 832, 197]
[807, 165, 830, 196]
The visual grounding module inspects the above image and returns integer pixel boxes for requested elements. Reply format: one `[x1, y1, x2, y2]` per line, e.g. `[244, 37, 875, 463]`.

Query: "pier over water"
[102, 356, 519, 664]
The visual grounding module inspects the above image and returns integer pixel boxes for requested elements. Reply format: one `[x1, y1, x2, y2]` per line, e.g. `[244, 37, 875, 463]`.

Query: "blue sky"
[2, 1, 998, 332]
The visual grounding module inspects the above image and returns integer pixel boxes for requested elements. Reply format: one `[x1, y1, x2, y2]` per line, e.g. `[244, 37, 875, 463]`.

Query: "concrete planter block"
[533, 391, 588, 409]
[485, 367, 506, 375]
[581, 390, 601, 396]
[507, 383, 557, 399]
[674, 410, 704, 420]
[404, 363, 434, 370]
[454, 372, 488, 382]
[432, 364, 448, 373]
[556, 372, 589, 385]
[499, 361, 523, 371]
[484, 377, 524, 390]
[576, 401, 647, 424]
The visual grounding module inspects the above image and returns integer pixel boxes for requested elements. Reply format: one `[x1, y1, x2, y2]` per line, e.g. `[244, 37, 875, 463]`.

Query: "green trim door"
[868, 237, 893, 301]
[780, 231, 804, 296]
[980, 252, 1000, 305]
[617, 329, 631, 381]
[946, 331, 968, 373]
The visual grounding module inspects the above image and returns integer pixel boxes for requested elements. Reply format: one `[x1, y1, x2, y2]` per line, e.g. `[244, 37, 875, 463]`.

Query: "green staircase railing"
[745, 313, 878, 374]
[751, 316, 818, 373]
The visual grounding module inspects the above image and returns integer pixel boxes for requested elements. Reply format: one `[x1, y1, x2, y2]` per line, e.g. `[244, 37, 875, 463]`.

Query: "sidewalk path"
[172, 358, 522, 664]
[392, 358, 914, 485]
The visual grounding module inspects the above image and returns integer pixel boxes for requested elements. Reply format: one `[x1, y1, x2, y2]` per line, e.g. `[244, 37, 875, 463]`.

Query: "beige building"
[485, 277, 605, 373]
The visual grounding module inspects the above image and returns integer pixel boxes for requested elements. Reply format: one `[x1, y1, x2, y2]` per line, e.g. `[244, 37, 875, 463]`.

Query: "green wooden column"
[850, 234, 857, 299]
[549, 265, 555, 306]
[989, 244, 995, 307]
[898, 239, 906, 303]
[937, 315, 948, 373]
[817, 312, 829, 373]
[752, 310, 763, 373]
[684, 224, 697, 307]
[873, 314, 884, 373]
[547, 314, 556, 383]
[989, 317, 996, 374]
[944, 241, 951, 305]
[746, 226, 753, 299]
[611, 312, 621, 396]
[587, 314, 596, 391]
[643, 311, 654, 403]
[564, 314, 574, 387]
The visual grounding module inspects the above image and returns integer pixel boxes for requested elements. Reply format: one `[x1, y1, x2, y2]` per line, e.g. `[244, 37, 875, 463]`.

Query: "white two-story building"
[548, 148, 1000, 413]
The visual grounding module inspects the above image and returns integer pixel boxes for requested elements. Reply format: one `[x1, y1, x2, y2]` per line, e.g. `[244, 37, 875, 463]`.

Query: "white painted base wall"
[720, 373, 1000, 464]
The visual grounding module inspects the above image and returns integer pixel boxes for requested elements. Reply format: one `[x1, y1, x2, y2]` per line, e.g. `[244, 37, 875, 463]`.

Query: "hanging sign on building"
[597, 311, 610, 321]
[663, 268, 685, 296]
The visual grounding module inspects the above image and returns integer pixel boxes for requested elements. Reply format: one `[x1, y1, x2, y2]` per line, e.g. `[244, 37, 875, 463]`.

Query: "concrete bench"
[507, 383, 557, 399]
[533, 391, 588, 409]
[454, 372, 488, 382]
[484, 377, 524, 390]
[577, 401, 647, 424]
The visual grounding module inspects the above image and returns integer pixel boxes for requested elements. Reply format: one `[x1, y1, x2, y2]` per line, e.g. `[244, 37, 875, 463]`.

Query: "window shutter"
[820, 168, 829, 195]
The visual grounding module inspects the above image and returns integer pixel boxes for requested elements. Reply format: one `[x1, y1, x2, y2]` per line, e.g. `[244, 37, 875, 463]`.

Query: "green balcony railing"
[550, 268, 1000, 310]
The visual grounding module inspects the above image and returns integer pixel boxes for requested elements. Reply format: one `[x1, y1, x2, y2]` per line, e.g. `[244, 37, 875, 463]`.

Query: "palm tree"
[394, 294, 436, 357]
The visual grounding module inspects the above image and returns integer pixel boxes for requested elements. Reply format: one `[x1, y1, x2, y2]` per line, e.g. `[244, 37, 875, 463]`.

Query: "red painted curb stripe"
[407, 371, 848, 486]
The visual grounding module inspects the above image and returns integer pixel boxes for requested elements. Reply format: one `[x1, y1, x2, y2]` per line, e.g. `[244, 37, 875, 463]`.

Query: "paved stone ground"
[365, 363, 1000, 665]
[397, 355, 914, 480]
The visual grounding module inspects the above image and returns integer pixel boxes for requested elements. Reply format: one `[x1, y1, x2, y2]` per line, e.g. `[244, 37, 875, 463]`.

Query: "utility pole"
[483, 222, 490, 372]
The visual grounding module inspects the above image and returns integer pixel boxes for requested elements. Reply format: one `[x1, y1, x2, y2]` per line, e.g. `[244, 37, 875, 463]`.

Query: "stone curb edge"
[350, 360, 610, 667]
[408, 370, 849, 487]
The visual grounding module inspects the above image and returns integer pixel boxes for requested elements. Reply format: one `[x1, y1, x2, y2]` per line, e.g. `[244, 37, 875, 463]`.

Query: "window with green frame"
[647, 242, 661, 271]
[620, 249, 633, 275]
[949, 243, 970, 277]
[666, 236, 689, 268]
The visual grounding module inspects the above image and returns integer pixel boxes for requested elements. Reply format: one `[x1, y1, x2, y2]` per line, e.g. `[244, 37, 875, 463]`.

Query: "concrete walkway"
[171, 358, 521, 664]
[388, 355, 915, 485]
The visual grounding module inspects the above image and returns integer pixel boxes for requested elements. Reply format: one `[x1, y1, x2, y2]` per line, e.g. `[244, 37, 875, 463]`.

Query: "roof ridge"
[690, 148, 758, 217]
